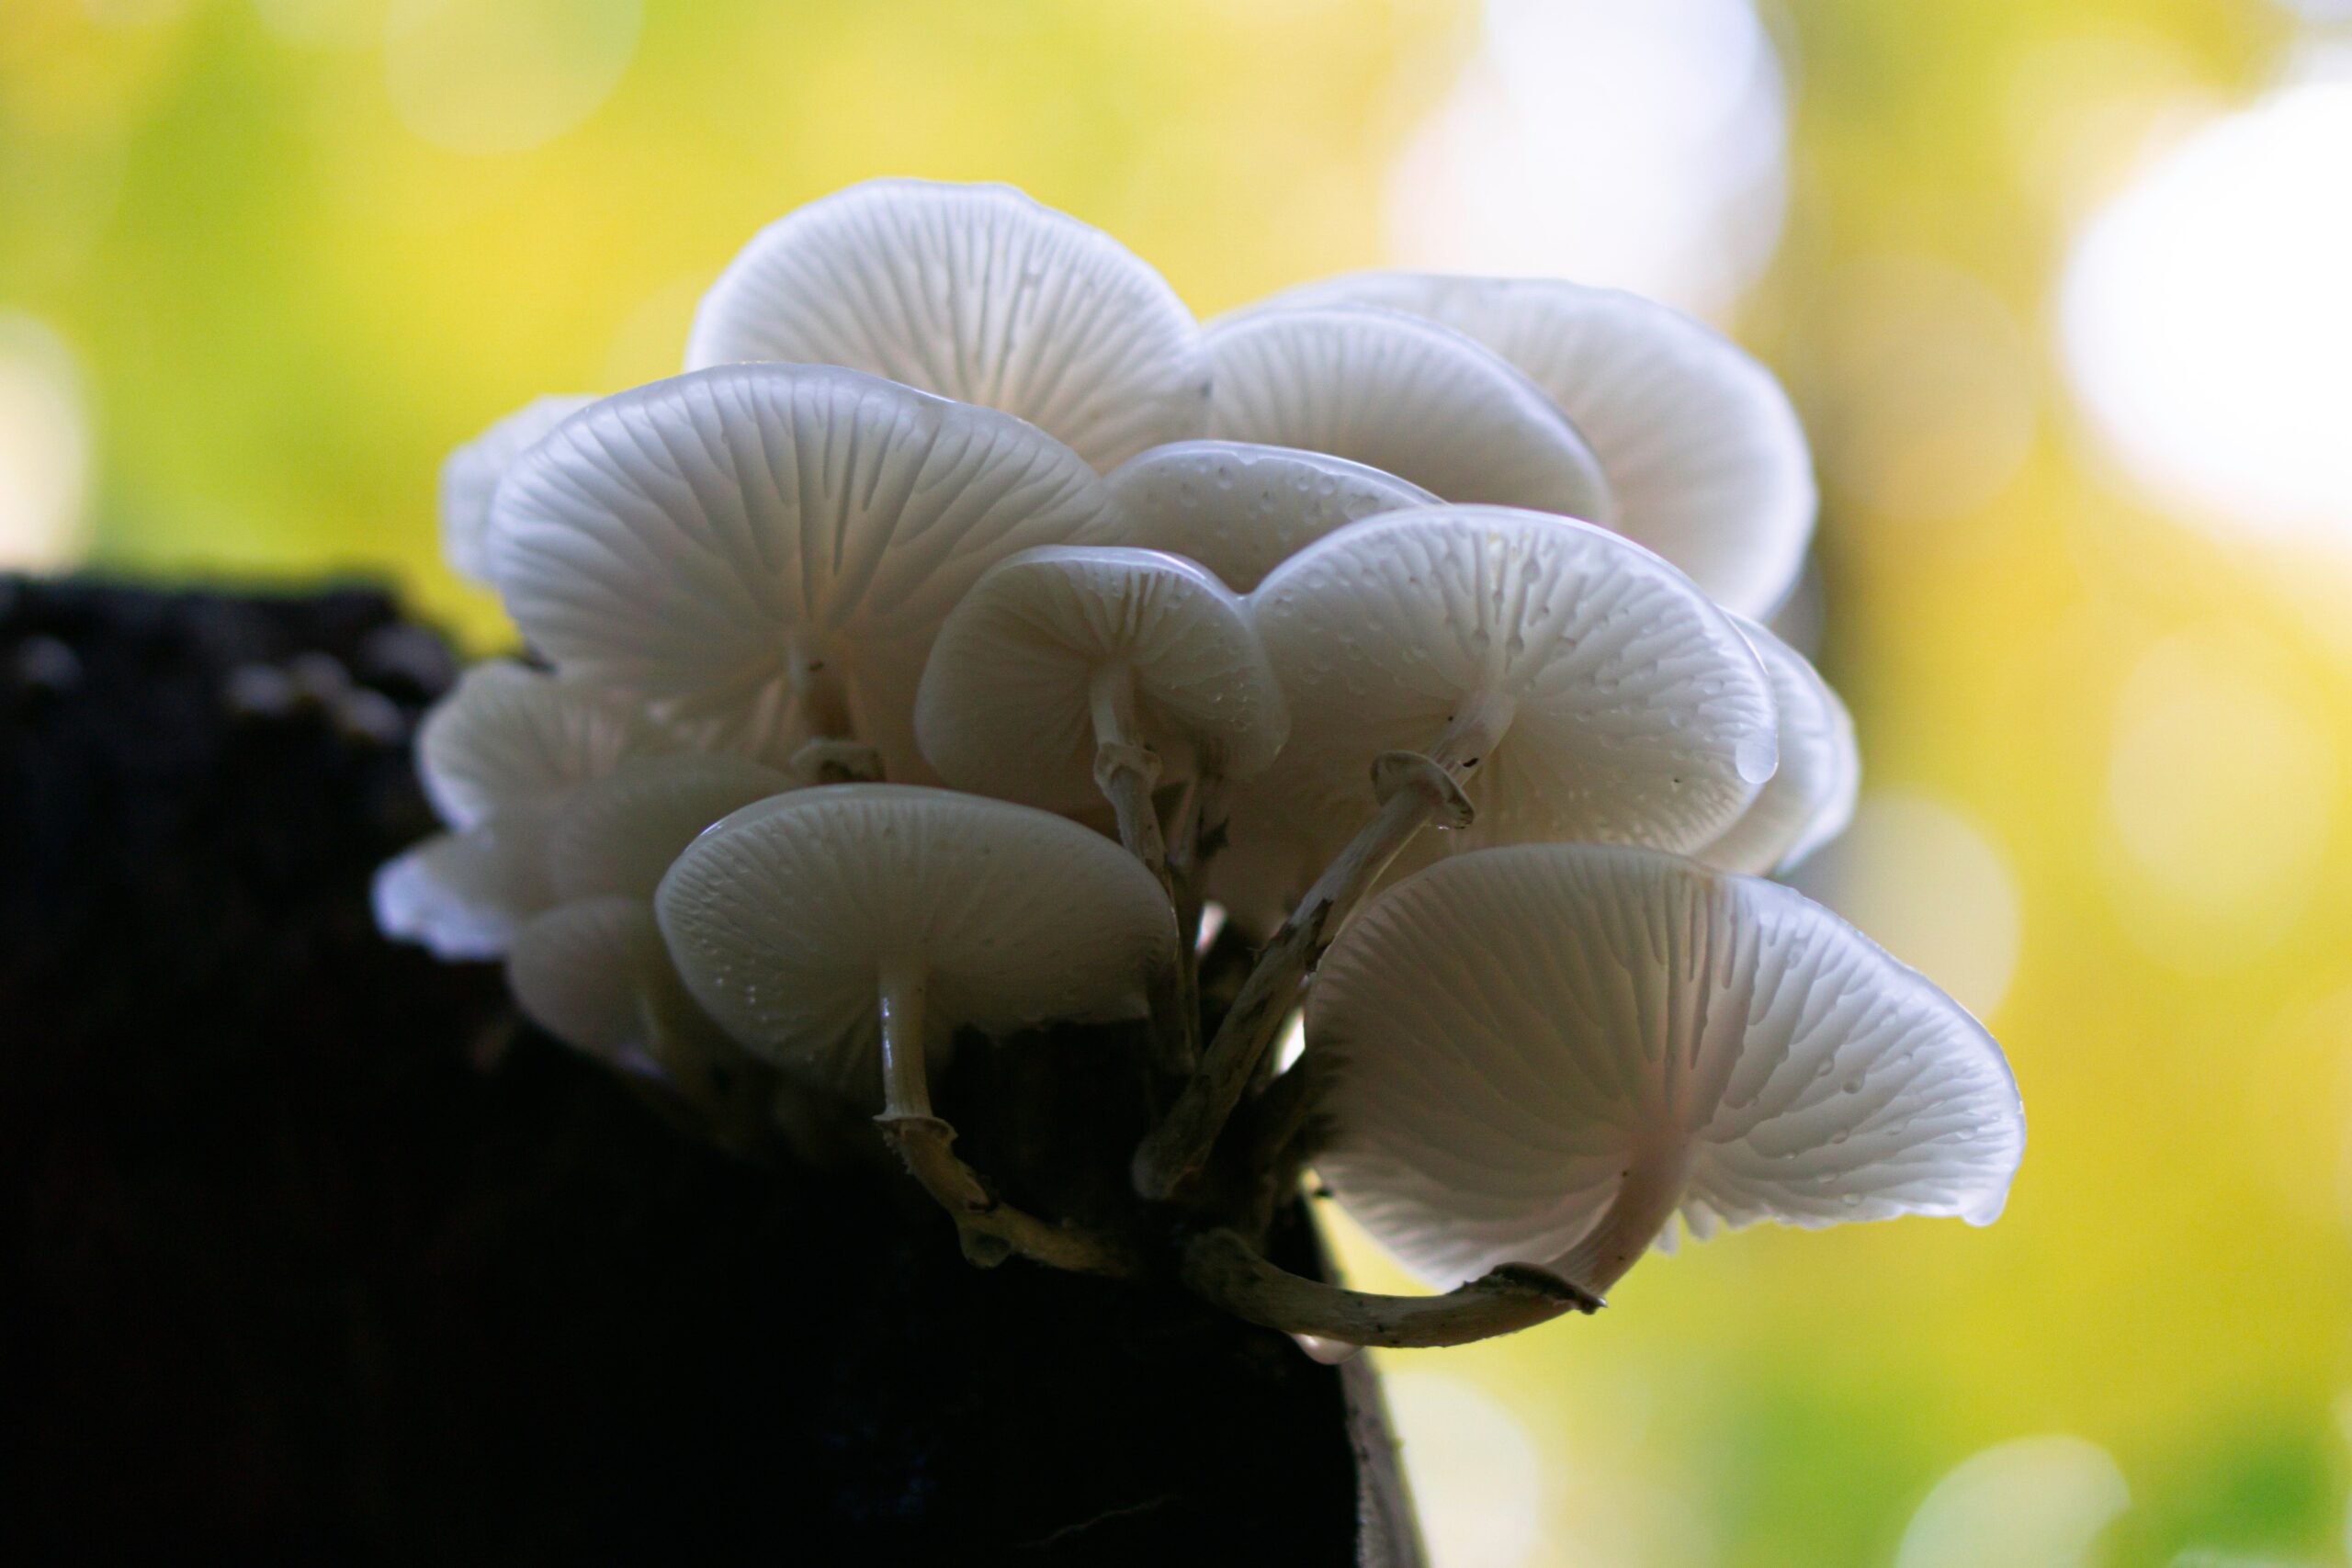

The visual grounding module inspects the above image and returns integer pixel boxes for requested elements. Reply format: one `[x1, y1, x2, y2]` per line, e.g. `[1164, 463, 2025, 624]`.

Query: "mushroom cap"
[1697, 617, 1860, 876]
[1202, 304, 1614, 525]
[1310, 843, 2024, 1291]
[1102, 439, 1438, 592]
[416, 660, 681, 831]
[1262, 274, 1815, 616]
[545, 753, 797, 904]
[1247, 505, 1779, 858]
[438, 394, 594, 582]
[655, 784, 1174, 1086]
[486, 363, 1116, 777]
[371, 810, 554, 961]
[506, 896, 678, 1063]
[685, 178, 1210, 471]
[913, 546, 1288, 810]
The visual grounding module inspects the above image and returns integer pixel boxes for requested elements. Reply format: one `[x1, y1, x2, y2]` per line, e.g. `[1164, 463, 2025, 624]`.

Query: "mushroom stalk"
[872, 957, 1138, 1278]
[787, 637, 854, 739]
[1135, 695, 1516, 1200]
[1551, 1140, 1695, 1297]
[1087, 662, 1169, 884]
[1181, 1228, 1600, 1348]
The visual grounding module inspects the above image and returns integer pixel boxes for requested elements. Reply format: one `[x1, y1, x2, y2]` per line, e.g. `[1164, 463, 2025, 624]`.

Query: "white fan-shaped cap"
[686, 179, 1210, 472]
[371, 810, 554, 961]
[1269, 275, 1815, 616]
[1698, 617, 1860, 876]
[1203, 305, 1614, 525]
[1248, 505, 1778, 859]
[438, 394, 594, 582]
[1310, 844, 2024, 1292]
[914, 546, 1287, 810]
[416, 660, 681, 831]
[655, 784, 1175, 1089]
[1102, 439, 1437, 592]
[487, 363, 1116, 778]
[506, 896, 679, 1063]
[545, 753, 796, 904]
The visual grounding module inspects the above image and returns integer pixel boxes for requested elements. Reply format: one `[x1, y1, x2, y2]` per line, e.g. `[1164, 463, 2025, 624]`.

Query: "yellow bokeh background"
[8, 2, 2352, 1562]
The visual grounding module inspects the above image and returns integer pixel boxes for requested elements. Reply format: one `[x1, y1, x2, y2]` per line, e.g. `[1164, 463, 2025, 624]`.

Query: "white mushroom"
[1101, 439, 1437, 592]
[1696, 616, 1860, 876]
[1309, 843, 2023, 1296]
[438, 394, 594, 583]
[371, 807, 555, 961]
[416, 659, 683, 831]
[543, 752, 797, 904]
[486, 363, 1116, 780]
[1202, 304, 1614, 525]
[656, 784, 1174, 1269]
[1261, 275, 1815, 616]
[685, 178, 1210, 471]
[913, 545, 1286, 884]
[506, 896, 689, 1069]
[1136, 503, 1778, 1195]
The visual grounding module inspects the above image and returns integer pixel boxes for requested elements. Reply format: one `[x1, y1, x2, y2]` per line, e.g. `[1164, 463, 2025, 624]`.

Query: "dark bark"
[0, 578, 1374, 1566]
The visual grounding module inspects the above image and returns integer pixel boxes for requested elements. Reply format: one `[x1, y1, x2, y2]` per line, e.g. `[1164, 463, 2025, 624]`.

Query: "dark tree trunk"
[0, 579, 1408, 1567]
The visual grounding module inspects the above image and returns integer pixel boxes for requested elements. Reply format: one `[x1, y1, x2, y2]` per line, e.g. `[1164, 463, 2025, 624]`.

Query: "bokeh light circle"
[1785, 791, 2021, 1021]
[2060, 76, 2352, 546]
[384, 0, 642, 155]
[0, 315, 91, 572]
[1384, 1371, 1544, 1568]
[1894, 1436, 2129, 1568]
[1385, 0, 1788, 318]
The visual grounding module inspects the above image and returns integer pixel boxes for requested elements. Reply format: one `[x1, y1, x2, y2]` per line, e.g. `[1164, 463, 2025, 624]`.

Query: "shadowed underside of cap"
[439, 394, 594, 583]
[1247, 505, 1779, 858]
[1265, 273, 1815, 616]
[487, 363, 1116, 777]
[417, 660, 682, 832]
[914, 546, 1287, 809]
[686, 178, 1211, 471]
[545, 752, 797, 904]
[1698, 616, 1860, 876]
[1203, 306, 1615, 525]
[655, 784, 1174, 1089]
[1102, 439, 1437, 592]
[1309, 843, 2023, 1291]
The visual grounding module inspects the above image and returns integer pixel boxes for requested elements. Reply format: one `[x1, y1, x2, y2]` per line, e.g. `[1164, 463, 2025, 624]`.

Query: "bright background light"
[2060, 66, 2352, 547]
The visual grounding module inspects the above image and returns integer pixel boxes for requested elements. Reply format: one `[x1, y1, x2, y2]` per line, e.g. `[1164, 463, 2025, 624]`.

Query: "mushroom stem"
[1181, 1227, 1600, 1348]
[1551, 1140, 1695, 1297]
[1088, 661, 1169, 885]
[1134, 696, 1516, 1200]
[872, 957, 1139, 1278]
[787, 637, 854, 739]
[1166, 773, 1227, 959]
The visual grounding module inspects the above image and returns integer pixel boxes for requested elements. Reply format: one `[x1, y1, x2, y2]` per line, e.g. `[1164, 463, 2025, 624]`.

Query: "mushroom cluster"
[379, 179, 2021, 1348]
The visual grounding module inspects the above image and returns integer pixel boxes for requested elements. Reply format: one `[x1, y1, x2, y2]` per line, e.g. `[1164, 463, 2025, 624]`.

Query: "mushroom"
[912, 545, 1286, 886]
[485, 363, 1117, 781]
[1296, 843, 2023, 1304]
[543, 752, 797, 905]
[1101, 439, 1437, 592]
[417, 659, 683, 831]
[655, 784, 1175, 1269]
[1696, 616, 1860, 876]
[371, 807, 555, 961]
[1136, 502, 1779, 1196]
[685, 178, 1210, 472]
[1201, 304, 1614, 524]
[438, 394, 594, 583]
[1260, 275, 1815, 616]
